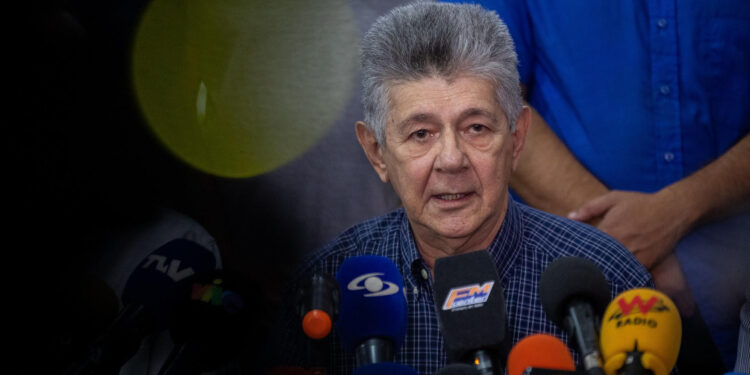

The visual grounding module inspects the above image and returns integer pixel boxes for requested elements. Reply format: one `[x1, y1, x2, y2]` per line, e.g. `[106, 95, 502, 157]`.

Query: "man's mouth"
[436, 193, 471, 201]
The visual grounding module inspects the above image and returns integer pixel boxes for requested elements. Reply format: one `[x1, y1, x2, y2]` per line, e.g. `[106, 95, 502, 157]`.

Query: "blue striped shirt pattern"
[272, 198, 654, 375]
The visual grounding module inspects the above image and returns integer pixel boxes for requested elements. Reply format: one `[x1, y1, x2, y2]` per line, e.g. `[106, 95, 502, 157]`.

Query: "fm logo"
[607, 295, 670, 321]
[141, 254, 195, 282]
[347, 272, 400, 297]
[442, 281, 494, 311]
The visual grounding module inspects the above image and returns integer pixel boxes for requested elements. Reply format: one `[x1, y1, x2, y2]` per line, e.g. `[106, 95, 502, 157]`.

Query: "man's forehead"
[386, 76, 502, 117]
[396, 107, 500, 129]
[384, 77, 507, 134]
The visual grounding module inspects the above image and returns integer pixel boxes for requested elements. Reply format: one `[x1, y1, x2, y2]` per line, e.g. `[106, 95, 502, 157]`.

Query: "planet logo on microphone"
[441, 281, 494, 311]
[347, 272, 400, 297]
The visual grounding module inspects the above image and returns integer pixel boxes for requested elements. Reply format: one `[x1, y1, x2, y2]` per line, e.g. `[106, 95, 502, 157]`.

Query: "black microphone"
[64, 239, 218, 375]
[539, 256, 611, 375]
[433, 250, 510, 375]
[158, 270, 246, 375]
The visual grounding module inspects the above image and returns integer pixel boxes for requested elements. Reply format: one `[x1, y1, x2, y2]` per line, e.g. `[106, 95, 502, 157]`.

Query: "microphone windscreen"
[539, 256, 610, 326]
[507, 334, 576, 375]
[352, 362, 419, 375]
[299, 272, 339, 340]
[600, 288, 681, 375]
[433, 250, 507, 361]
[437, 363, 482, 375]
[335, 255, 407, 352]
[122, 239, 217, 322]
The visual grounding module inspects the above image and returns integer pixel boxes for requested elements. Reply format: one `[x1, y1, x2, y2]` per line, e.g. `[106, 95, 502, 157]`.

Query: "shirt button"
[660, 85, 671, 95]
[413, 286, 419, 295]
[664, 152, 675, 162]
[420, 268, 429, 280]
[657, 18, 668, 28]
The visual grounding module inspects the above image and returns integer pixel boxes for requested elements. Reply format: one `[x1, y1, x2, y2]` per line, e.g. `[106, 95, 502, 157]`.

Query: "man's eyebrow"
[395, 108, 500, 130]
[457, 107, 498, 124]
[396, 112, 440, 131]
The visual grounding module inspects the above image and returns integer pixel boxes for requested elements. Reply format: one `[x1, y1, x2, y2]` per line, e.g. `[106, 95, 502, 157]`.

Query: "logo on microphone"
[141, 254, 195, 282]
[191, 278, 245, 313]
[347, 272, 400, 297]
[442, 281, 494, 311]
[606, 294, 670, 328]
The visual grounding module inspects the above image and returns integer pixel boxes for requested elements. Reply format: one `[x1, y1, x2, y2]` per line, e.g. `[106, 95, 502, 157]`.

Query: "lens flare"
[133, 0, 358, 177]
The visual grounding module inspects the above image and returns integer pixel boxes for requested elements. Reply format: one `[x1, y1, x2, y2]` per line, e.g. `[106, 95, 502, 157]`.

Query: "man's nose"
[434, 132, 468, 173]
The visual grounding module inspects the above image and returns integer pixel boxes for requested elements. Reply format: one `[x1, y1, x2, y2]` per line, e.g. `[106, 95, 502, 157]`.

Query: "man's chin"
[431, 222, 481, 241]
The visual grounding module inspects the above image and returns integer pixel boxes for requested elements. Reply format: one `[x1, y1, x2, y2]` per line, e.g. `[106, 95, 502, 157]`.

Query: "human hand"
[650, 253, 695, 316]
[567, 190, 695, 270]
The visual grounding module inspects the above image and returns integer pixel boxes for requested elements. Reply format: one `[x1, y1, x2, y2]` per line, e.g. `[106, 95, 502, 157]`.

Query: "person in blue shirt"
[462, 0, 750, 371]
[269, 3, 655, 374]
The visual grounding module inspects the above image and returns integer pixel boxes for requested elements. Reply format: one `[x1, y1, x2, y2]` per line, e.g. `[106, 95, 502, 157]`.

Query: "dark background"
[14, 0, 409, 372]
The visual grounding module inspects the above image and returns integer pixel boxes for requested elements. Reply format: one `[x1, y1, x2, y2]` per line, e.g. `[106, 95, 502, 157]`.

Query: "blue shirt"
[467, 0, 750, 192]
[271, 199, 653, 374]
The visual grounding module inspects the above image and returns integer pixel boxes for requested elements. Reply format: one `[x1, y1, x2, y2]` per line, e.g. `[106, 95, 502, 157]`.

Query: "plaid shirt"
[271, 198, 653, 375]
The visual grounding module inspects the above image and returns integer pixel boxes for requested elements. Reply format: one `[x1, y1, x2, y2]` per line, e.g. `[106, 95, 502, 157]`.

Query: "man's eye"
[412, 129, 429, 139]
[469, 124, 486, 133]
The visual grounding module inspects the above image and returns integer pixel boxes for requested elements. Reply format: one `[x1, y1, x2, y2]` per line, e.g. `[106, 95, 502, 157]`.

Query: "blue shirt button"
[664, 152, 675, 162]
[660, 85, 671, 95]
[657, 18, 668, 28]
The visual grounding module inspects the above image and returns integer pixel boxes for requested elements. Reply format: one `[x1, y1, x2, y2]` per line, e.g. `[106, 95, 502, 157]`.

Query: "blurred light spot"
[196, 81, 207, 125]
[132, 0, 359, 178]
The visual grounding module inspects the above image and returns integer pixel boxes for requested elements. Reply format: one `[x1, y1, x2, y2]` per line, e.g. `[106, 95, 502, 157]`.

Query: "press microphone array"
[433, 250, 510, 375]
[64, 238, 218, 375]
[600, 288, 681, 375]
[335, 255, 417, 375]
[540, 256, 611, 375]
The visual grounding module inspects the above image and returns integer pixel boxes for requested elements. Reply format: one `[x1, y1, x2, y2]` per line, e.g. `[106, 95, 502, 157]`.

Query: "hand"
[567, 189, 694, 270]
[650, 253, 695, 316]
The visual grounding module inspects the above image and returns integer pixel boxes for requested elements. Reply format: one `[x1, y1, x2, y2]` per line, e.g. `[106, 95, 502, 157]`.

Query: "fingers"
[567, 191, 620, 222]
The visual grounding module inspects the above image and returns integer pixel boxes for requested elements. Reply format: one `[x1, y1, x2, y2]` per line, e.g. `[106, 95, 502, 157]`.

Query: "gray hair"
[360, 1, 523, 144]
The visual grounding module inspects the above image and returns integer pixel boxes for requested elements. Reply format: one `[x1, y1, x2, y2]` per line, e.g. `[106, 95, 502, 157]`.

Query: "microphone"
[507, 334, 577, 375]
[600, 288, 681, 375]
[158, 270, 247, 375]
[335, 255, 408, 367]
[540, 256, 611, 375]
[437, 364, 483, 375]
[352, 362, 419, 375]
[65, 238, 218, 375]
[298, 271, 339, 340]
[433, 250, 509, 375]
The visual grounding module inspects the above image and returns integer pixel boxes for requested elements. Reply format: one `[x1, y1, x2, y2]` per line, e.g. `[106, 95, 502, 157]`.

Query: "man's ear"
[355, 121, 389, 183]
[510, 106, 530, 172]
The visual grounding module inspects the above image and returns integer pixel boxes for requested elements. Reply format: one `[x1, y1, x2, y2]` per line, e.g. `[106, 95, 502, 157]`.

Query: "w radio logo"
[607, 294, 670, 321]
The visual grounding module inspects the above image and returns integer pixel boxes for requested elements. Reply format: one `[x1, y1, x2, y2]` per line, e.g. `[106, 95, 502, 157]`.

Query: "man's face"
[357, 75, 529, 247]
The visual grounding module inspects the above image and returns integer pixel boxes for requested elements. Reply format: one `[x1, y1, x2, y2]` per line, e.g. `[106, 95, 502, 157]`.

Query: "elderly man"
[271, 3, 653, 374]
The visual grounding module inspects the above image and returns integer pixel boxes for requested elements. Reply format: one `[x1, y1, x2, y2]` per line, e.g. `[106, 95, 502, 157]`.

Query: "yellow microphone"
[600, 288, 681, 375]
